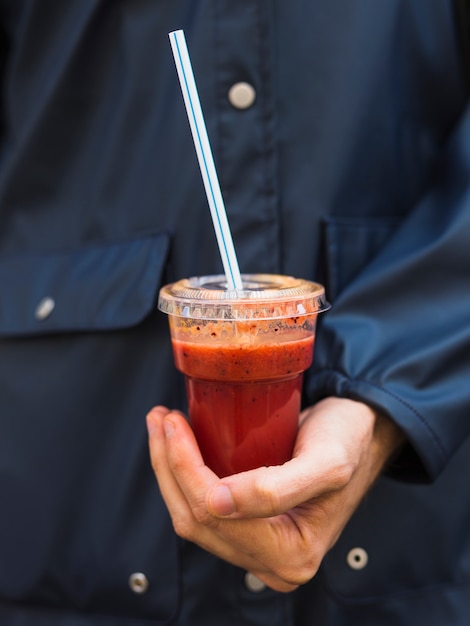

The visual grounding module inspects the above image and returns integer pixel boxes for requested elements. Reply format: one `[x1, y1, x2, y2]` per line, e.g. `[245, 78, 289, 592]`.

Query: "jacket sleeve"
[307, 103, 470, 482]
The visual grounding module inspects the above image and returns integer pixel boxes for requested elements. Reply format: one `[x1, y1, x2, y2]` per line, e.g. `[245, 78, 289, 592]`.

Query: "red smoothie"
[159, 273, 329, 477]
[172, 335, 314, 476]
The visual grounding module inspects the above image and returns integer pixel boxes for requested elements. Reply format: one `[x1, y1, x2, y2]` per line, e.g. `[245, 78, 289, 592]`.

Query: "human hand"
[146, 397, 404, 592]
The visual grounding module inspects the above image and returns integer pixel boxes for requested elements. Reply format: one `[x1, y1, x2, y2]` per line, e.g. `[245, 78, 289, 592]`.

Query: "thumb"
[207, 398, 376, 519]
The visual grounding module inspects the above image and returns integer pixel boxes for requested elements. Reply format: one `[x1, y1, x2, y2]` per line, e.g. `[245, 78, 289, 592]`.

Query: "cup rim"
[158, 273, 330, 320]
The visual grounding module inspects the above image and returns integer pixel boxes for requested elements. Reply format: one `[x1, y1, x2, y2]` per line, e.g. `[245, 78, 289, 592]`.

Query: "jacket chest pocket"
[321, 216, 400, 301]
[0, 233, 185, 624]
[0, 233, 170, 337]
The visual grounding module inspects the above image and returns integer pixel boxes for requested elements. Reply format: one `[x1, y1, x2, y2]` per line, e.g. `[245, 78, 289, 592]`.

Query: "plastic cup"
[158, 274, 329, 477]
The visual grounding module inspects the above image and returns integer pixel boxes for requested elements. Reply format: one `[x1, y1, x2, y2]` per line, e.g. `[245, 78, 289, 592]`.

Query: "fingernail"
[163, 417, 175, 439]
[209, 484, 235, 517]
[146, 416, 157, 435]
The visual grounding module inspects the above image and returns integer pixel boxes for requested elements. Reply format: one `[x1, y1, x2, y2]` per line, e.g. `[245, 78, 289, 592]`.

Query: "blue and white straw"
[169, 29, 243, 291]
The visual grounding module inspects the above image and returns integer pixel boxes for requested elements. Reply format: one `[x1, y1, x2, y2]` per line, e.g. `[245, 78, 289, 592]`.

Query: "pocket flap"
[0, 233, 170, 337]
[322, 217, 400, 300]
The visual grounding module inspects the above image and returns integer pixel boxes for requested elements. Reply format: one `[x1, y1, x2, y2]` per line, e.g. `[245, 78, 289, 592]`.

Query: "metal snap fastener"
[346, 547, 368, 570]
[244, 572, 266, 592]
[35, 297, 55, 320]
[228, 82, 256, 109]
[128, 572, 149, 594]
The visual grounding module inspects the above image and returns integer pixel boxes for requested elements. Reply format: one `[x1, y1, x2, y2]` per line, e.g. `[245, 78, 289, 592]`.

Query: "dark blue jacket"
[1, 1, 470, 624]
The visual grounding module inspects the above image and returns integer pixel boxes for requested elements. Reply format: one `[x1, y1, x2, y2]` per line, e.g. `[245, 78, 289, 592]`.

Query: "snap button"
[244, 572, 266, 592]
[35, 297, 55, 320]
[128, 572, 149, 594]
[228, 82, 256, 109]
[346, 547, 368, 570]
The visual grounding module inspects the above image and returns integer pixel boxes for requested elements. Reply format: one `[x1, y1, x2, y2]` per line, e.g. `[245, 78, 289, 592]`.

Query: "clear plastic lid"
[158, 274, 330, 320]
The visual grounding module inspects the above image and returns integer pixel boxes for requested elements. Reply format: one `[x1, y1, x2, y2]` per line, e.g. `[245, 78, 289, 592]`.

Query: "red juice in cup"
[158, 274, 329, 477]
[173, 334, 313, 476]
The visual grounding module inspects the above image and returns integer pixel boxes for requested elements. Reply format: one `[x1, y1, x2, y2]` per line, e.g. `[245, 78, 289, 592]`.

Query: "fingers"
[153, 408, 219, 525]
[144, 399, 383, 593]
[147, 407, 216, 529]
[145, 406, 335, 590]
[149, 408, 313, 521]
[146, 407, 198, 529]
[146, 407, 270, 573]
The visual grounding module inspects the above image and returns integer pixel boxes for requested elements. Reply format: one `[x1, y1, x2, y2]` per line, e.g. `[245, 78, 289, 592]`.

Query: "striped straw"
[169, 29, 243, 291]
